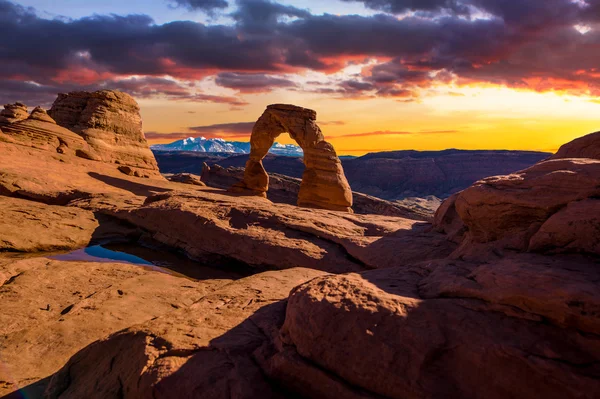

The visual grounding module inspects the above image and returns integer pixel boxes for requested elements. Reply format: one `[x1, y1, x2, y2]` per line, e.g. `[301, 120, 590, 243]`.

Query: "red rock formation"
[205, 163, 431, 219]
[2, 97, 599, 399]
[435, 156, 600, 254]
[0, 102, 28, 124]
[551, 131, 600, 160]
[49, 90, 160, 173]
[230, 104, 353, 212]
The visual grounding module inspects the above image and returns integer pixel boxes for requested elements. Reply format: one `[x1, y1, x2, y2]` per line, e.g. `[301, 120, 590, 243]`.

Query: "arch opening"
[229, 104, 353, 213]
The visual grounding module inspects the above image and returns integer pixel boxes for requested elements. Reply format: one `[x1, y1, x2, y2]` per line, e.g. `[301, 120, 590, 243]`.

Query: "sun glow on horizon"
[141, 82, 600, 156]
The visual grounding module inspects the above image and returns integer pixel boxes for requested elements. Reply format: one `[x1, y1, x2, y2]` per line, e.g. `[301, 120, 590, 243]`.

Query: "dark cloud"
[189, 121, 255, 135]
[2, 0, 600, 104]
[0, 76, 247, 108]
[339, 0, 471, 16]
[232, 0, 310, 31]
[169, 0, 229, 13]
[215, 72, 296, 92]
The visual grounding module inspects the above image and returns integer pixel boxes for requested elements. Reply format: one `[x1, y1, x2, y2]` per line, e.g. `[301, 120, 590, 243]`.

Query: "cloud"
[189, 121, 255, 137]
[145, 122, 255, 141]
[145, 131, 194, 140]
[168, 0, 229, 13]
[334, 129, 460, 138]
[215, 72, 296, 93]
[3, 0, 600, 104]
[335, 130, 412, 138]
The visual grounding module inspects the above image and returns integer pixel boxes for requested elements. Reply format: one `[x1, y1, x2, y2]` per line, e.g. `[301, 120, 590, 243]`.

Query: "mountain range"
[151, 137, 303, 157]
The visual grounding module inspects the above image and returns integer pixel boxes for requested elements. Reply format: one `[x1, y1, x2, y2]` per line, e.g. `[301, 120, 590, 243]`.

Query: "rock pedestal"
[48, 90, 160, 173]
[0, 102, 28, 124]
[230, 104, 353, 212]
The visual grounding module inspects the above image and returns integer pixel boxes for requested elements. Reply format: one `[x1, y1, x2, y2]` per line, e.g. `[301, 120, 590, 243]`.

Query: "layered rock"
[168, 172, 207, 186]
[230, 104, 353, 212]
[113, 190, 453, 273]
[43, 268, 325, 399]
[28, 106, 57, 124]
[0, 102, 28, 124]
[434, 156, 600, 255]
[49, 90, 160, 173]
[0, 256, 234, 397]
[0, 107, 97, 159]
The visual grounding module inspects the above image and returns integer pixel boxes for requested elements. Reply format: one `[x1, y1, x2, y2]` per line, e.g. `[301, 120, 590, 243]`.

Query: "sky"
[3, 0, 600, 154]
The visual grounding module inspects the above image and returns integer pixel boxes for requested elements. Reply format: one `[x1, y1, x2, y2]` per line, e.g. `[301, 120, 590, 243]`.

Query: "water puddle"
[48, 243, 252, 281]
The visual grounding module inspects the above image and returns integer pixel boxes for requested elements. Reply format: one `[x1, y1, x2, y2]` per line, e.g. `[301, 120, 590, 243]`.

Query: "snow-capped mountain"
[151, 137, 303, 157]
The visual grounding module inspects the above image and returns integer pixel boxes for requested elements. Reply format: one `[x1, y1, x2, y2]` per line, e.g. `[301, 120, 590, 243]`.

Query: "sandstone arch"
[230, 104, 353, 212]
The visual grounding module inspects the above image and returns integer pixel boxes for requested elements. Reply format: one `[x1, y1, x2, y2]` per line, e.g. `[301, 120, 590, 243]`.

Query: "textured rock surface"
[231, 104, 353, 212]
[0, 197, 99, 252]
[1, 97, 599, 399]
[0, 115, 96, 158]
[0, 102, 28, 124]
[28, 107, 56, 124]
[44, 268, 324, 399]
[168, 172, 207, 186]
[0, 256, 233, 397]
[48, 90, 160, 173]
[278, 257, 600, 399]
[438, 157, 600, 253]
[117, 190, 453, 272]
[551, 131, 600, 160]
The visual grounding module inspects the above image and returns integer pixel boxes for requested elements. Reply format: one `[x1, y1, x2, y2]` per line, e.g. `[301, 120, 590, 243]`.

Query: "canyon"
[0, 91, 598, 399]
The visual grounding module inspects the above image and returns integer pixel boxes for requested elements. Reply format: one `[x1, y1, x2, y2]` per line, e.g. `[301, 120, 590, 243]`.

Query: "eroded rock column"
[230, 104, 353, 212]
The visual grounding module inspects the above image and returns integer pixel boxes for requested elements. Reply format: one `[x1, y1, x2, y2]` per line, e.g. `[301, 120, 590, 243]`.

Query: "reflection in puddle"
[49, 243, 252, 281]
[50, 245, 172, 275]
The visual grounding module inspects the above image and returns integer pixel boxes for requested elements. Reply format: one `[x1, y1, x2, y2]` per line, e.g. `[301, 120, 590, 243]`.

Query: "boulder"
[48, 90, 160, 174]
[230, 104, 353, 212]
[28, 106, 56, 124]
[551, 131, 600, 160]
[0, 102, 28, 124]
[0, 197, 100, 252]
[168, 173, 207, 186]
[116, 190, 454, 273]
[435, 158, 600, 253]
[275, 258, 600, 399]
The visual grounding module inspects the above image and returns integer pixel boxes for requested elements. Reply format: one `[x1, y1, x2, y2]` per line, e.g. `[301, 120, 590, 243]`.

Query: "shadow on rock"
[88, 172, 172, 197]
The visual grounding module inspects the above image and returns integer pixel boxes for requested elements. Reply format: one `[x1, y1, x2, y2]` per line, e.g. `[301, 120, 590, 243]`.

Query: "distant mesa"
[151, 136, 304, 157]
[230, 104, 353, 213]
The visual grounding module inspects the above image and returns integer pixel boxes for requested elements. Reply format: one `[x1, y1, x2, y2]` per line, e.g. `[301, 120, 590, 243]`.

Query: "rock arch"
[230, 104, 353, 212]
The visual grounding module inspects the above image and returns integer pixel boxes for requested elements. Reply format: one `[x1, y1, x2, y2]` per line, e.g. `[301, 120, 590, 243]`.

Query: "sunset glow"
[4, 0, 600, 155]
